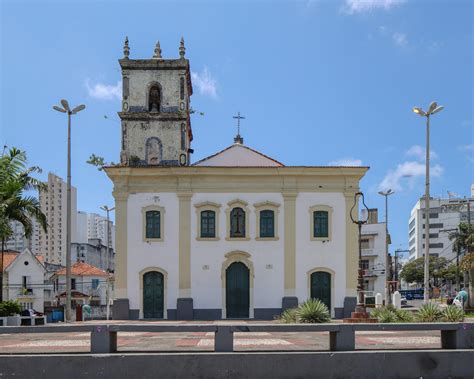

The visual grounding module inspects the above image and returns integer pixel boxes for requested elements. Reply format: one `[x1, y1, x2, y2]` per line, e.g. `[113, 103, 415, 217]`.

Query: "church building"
[105, 38, 368, 320]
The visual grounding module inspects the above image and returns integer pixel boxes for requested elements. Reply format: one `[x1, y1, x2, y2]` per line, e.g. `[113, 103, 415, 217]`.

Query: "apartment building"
[76, 211, 115, 249]
[38, 173, 77, 265]
[408, 185, 474, 262]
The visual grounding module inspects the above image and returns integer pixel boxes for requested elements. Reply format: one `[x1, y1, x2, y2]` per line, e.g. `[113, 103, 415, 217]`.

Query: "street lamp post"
[100, 205, 115, 321]
[378, 189, 394, 305]
[413, 101, 444, 304]
[350, 192, 370, 313]
[53, 100, 85, 322]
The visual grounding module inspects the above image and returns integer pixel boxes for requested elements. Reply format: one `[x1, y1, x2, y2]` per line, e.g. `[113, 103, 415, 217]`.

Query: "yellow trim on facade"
[344, 192, 358, 297]
[194, 201, 221, 241]
[113, 190, 128, 299]
[221, 251, 254, 319]
[309, 205, 333, 242]
[139, 266, 168, 319]
[254, 201, 280, 241]
[178, 193, 192, 295]
[283, 193, 297, 295]
[141, 205, 165, 242]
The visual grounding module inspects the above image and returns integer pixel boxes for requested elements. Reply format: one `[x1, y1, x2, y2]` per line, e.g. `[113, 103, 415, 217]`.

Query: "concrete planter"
[6, 315, 21, 326]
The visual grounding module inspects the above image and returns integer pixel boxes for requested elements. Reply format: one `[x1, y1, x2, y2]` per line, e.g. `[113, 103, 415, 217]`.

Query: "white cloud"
[392, 32, 408, 47]
[406, 145, 438, 160]
[343, 0, 405, 14]
[86, 79, 121, 100]
[191, 68, 217, 98]
[379, 161, 443, 191]
[328, 158, 363, 166]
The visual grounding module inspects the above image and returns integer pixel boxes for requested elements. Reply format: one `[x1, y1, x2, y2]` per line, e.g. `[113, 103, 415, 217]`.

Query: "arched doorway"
[143, 271, 164, 318]
[310, 271, 331, 311]
[226, 262, 250, 318]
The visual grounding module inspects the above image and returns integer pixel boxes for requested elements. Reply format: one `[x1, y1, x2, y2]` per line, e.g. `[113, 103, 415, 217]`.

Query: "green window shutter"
[314, 211, 329, 238]
[260, 210, 274, 238]
[146, 211, 161, 239]
[200, 210, 216, 238]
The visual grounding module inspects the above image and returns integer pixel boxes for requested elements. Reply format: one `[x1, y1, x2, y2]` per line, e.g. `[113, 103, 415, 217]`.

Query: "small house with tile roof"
[2, 249, 47, 312]
[105, 40, 368, 320]
[51, 262, 111, 307]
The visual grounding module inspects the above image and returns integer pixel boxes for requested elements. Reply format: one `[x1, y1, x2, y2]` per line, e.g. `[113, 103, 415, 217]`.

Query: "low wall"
[0, 350, 472, 378]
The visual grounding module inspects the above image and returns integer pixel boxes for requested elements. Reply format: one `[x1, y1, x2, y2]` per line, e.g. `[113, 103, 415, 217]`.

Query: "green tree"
[400, 256, 448, 285]
[0, 147, 48, 301]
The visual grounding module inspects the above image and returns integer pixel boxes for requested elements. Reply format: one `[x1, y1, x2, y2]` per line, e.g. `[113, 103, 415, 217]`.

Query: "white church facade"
[106, 38, 368, 320]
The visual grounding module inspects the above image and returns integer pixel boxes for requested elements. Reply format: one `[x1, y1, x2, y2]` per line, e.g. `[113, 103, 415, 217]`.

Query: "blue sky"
[1, 0, 473, 258]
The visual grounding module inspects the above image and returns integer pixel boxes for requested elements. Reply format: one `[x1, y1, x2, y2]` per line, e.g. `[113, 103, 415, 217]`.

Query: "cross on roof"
[233, 112, 245, 144]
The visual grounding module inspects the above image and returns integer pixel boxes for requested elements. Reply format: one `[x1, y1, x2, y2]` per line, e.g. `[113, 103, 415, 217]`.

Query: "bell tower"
[119, 37, 193, 167]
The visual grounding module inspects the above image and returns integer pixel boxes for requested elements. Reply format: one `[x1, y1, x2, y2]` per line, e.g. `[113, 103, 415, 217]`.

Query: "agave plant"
[277, 308, 299, 323]
[296, 299, 331, 323]
[442, 305, 465, 322]
[394, 309, 414, 323]
[416, 302, 442, 322]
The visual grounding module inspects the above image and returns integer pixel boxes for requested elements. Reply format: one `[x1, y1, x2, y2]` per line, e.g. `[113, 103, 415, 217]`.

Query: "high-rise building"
[76, 211, 115, 249]
[408, 186, 474, 262]
[5, 219, 41, 254]
[38, 173, 77, 265]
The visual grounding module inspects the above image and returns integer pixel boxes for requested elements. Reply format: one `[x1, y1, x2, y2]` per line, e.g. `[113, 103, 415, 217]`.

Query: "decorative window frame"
[254, 201, 280, 241]
[225, 199, 250, 241]
[142, 205, 165, 242]
[194, 201, 221, 241]
[309, 205, 333, 242]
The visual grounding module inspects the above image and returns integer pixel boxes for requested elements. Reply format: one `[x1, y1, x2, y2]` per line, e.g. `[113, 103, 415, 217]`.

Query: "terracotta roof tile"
[55, 262, 107, 277]
[1, 251, 20, 270]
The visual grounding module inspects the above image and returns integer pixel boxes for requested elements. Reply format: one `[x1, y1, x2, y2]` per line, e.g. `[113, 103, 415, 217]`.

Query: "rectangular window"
[200, 210, 216, 238]
[91, 279, 99, 290]
[260, 210, 275, 238]
[71, 278, 76, 290]
[360, 238, 370, 249]
[230, 207, 245, 238]
[360, 260, 369, 270]
[146, 211, 161, 239]
[313, 211, 329, 238]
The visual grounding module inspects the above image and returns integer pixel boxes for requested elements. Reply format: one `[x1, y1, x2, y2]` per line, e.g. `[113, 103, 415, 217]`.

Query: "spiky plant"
[442, 305, 465, 322]
[416, 302, 442, 322]
[394, 309, 414, 323]
[277, 308, 299, 323]
[296, 299, 331, 323]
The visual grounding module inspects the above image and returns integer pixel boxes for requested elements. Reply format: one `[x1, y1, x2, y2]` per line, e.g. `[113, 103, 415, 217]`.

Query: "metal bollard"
[91, 325, 117, 354]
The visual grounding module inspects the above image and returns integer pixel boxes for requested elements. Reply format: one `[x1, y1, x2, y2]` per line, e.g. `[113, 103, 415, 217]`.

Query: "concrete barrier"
[0, 351, 472, 378]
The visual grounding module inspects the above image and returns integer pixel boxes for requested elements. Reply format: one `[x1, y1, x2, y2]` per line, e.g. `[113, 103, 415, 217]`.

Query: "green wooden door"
[310, 271, 331, 311]
[226, 262, 250, 318]
[143, 271, 164, 319]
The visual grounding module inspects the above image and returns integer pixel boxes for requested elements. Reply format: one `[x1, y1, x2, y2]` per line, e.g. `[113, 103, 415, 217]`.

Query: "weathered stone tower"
[119, 37, 193, 166]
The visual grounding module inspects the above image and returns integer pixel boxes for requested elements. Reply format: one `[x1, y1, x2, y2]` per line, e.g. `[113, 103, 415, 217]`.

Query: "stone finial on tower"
[179, 37, 186, 59]
[123, 36, 130, 59]
[153, 41, 162, 59]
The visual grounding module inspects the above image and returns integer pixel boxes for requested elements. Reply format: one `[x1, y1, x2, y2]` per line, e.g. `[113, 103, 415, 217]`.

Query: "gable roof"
[1, 250, 20, 271]
[5, 248, 46, 272]
[54, 262, 108, 277]
[193, 143, 284, 167]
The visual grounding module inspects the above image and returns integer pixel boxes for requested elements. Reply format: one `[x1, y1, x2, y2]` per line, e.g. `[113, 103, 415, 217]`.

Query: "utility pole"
[100, 205, 114, 321]
[378, 189, 394, 305]
[53, 100, 85, 322]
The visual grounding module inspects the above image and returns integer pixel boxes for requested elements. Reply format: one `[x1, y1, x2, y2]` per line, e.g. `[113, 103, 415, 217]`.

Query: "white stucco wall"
[6, 251, 45, 312]
[295, 193, 347, 315]
[126, 191, 349, 317]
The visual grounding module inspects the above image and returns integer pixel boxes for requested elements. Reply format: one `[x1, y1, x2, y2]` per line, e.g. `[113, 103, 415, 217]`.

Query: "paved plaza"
[0, 320, 445, 354]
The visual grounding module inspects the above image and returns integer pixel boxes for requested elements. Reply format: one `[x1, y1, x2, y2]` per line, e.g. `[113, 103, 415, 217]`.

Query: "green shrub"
[442, 305, 465, 322]
[277, 308, 299, 323]
[296, 299, 331, 323]
[0, 300, 22, 317]
[370, 306, 414, 323]
[416, 302, 442, 322]
[395, 309, 414, 323]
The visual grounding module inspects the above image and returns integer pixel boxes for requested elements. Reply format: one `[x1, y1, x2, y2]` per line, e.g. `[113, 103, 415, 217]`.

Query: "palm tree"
[0, 147, 48, 301]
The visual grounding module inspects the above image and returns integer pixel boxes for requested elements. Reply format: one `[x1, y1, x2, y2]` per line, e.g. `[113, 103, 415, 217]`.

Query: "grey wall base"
[254, 308, 281, 320]
[112, 298, 130, 320]
[343, 296, 357, 318]
[193, 309, 222, 320]
[282, 296, 298, 311]
[334, 307, 344, 319]
[176, 298, 194, 320]
[1, 351, 472, 379]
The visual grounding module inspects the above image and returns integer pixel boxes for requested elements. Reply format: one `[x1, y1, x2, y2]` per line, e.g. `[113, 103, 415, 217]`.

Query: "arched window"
[200, 210, 216, 238]
[313, 211, 329, 238]
[149, 86, 161, 112]
[230, 208, 245, 238]
[259, 210, 274, 238]
[146, 210, 161, 239]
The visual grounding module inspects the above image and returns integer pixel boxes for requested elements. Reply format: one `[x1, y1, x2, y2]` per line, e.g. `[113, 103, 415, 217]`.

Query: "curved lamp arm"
[350, 192, 370, 225]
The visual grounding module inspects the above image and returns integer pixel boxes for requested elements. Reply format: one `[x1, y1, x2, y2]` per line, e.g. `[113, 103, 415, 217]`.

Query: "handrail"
[0, 322, 471, 353]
